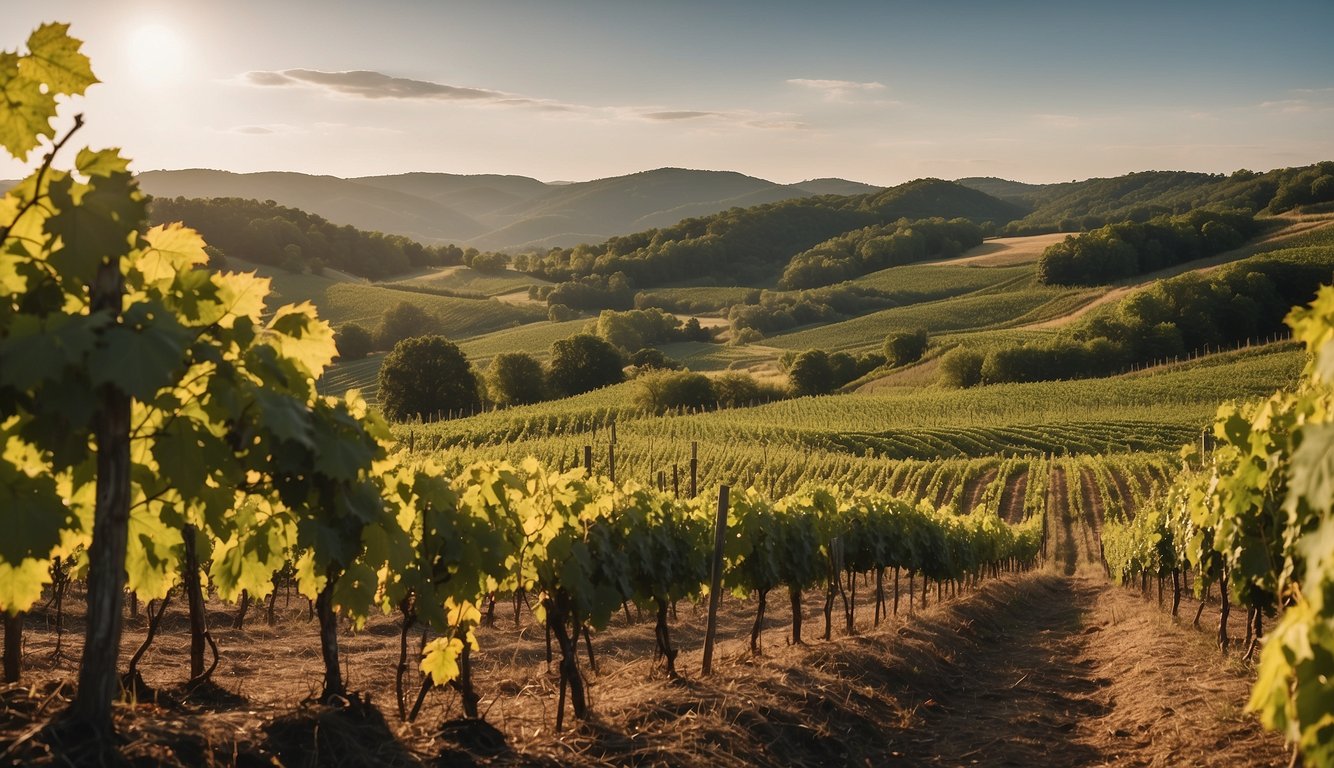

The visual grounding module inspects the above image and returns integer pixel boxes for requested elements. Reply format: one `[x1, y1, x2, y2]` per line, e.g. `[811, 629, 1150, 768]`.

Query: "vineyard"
[3, 21, 1334, 768]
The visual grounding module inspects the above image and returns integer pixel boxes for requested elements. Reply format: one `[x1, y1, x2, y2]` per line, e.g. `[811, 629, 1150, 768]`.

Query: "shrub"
[485, 352, 546, 407]
[883, 328, 929, 366]
[939, 347, 984, 388]
[334, 323, 374, 361]
[633, 370, 715, 414]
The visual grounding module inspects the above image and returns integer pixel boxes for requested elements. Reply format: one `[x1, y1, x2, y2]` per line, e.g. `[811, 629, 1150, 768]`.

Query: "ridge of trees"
[994, 162, 1334, 235]
[148, 196, 479, 280]
[1036, 209, 1261, 286]
[518, 179, 1021, 293]
[944, 247, 1334, 387]
[778, 218, 985, 289]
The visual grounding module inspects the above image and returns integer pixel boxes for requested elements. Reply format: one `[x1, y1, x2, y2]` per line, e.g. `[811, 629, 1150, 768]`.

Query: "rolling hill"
[135, 167, 884, 251]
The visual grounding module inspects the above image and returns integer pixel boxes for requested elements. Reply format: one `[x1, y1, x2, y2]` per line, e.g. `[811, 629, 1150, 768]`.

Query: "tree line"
[149, 196, 494, 280]
[1036, 209, 1261, 286]
[778, 218, 984, 290]
[940, 248, 1332, 387]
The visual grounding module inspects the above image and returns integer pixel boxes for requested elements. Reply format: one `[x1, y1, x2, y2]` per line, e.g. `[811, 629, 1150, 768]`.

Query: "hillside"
[959, 162, 1334, 233]
[137, 167, 883, 251]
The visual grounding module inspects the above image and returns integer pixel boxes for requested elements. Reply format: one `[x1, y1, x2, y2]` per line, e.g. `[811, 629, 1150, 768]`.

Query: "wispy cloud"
[641, 110, 724, 121]
[1258, 87, 1334, 114]
[242, 68, 806, 130]
[245, 69, 508, 101]
[786, 78, 894, 103]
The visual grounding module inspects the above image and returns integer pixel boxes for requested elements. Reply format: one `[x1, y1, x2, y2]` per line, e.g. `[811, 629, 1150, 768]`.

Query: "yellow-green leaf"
[21, 23, 97, 97]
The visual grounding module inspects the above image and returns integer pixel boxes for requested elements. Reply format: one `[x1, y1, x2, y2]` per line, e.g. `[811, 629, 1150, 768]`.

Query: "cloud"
[787, 78, 892, 102]
[223, 123, 304, 135]
[242, 67, 806, 130]
[641, 110, 724, 121]
[1257, 88, 1334, 114]
[246, 69, 505, 101]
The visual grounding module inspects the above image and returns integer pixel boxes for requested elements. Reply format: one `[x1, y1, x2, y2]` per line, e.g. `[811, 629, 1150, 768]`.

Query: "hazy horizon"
[4, 0, 1333, 186]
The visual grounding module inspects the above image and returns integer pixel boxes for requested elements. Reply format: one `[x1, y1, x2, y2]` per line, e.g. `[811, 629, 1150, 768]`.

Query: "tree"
[628, 347, 681, 372]
[938, 347, 985, 388]
[633, 370, 714, 414]
[377, 301, 434, 349]
[828, 351, 858, 387]
[547, 333, 624, 396]
[788, 350, 836, 396]
[335, 323, 374, 360]
[485, 352, 546, 407]
[883, 328, 929, 366]
[378, 336, 480, 421]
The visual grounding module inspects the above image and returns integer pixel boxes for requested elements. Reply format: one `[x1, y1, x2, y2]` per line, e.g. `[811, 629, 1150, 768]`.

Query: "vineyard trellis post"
[690, 441, 698, 498]
[702, 484, 730, 675]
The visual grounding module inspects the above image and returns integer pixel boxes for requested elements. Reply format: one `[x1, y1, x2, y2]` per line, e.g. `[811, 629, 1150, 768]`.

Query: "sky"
[3, 0, 1333, 186]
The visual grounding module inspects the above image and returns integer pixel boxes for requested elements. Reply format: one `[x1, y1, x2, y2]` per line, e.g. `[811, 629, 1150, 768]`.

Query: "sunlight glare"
[124, 22, 189, 86]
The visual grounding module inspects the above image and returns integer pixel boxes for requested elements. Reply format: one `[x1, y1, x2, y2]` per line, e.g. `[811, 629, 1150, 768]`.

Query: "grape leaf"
[21, 23, 97, 97]
[88, 322, 189, 401]
[1288, 423, 1334, 517]
[0, 52, 57, 160]
[420, 635, 464, 685]
[0, 558, 52, 615]
[138, 223, 208, 284]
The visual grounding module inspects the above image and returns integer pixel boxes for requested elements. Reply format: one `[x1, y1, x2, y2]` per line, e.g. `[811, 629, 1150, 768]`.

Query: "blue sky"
[3, 0, 1332, 184]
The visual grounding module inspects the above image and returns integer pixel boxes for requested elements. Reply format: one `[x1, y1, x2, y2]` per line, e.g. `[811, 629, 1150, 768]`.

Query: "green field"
[394, 342, 1301, 495]
[390, 265, 551, 296]
[764, 285, 1083, 352]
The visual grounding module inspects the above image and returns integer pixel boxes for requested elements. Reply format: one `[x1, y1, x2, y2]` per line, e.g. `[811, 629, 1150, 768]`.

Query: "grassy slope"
[389, 265, 551, 296]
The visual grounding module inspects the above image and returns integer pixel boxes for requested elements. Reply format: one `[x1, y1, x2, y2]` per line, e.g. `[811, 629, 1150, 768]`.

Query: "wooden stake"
[702, 485, 730, 676]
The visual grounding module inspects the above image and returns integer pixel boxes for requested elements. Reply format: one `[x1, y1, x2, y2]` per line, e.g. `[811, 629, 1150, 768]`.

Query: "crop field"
[390, 265, 552, 296]
[764, 285, 1085, 352]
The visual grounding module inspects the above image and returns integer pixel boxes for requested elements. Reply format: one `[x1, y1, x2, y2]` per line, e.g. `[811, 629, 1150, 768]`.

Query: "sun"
[124, 22, 189, 86]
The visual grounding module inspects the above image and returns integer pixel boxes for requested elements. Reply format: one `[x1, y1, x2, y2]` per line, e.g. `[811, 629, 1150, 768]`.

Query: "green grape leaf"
[332, 561, 378, 621]
[74, 146, 130, 178]
[21, 23, 97, 97]
[214, 271, 270, 327]
[266, 303, 336, 377]
[0, 558, 52, 615]
[253, 389, 314, 449]
[420, 635, 464, 685]
[152, 417, 216, 498]
[0, 52, 57, 160]
[1288, 423, 1334, 517]
[0, 458, 70, 566]
[138, 223, 208, 284]
[125, 504, 182, 601]
[45, 170, 145, 284]
[88, 321, 190, 401]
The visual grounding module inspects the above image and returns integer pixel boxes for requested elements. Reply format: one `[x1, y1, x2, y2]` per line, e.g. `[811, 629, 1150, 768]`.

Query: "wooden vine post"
[702, 484, 730, 675]
[690, 441, 699, 498]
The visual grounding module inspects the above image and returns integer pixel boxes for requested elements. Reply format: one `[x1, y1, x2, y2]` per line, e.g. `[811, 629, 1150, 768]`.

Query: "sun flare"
[124, 22, 188, 86]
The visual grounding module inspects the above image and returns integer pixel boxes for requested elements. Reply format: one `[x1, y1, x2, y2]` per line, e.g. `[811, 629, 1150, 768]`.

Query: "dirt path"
[895, 574, 1288, 767]
[997, 467, 1029, 524]
[958, 466, 999, 514]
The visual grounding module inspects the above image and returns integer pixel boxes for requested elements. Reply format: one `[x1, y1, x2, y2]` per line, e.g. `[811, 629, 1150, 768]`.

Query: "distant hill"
[136, 169, 488, 242]
[958, 162, 1334, 233]
[524, 177, 1025, 288]
[136, 167, 882, 251]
